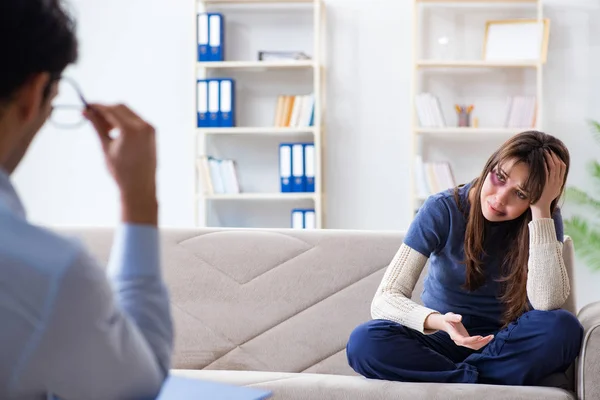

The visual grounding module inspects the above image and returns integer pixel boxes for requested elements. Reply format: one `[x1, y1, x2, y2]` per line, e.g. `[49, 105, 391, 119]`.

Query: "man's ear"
[15, 72, 52, 123]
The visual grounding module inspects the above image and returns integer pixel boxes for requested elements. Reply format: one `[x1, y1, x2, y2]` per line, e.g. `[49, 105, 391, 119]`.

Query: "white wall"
[11, 0, 600, 308]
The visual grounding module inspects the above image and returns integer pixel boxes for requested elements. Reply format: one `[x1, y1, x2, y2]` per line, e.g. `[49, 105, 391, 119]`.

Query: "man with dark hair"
[0, 1, 173, 399]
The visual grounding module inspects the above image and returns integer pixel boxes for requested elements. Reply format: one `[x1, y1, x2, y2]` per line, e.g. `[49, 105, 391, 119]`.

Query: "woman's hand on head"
[441, 313, 494, 351]
[531, 150, 567, 219]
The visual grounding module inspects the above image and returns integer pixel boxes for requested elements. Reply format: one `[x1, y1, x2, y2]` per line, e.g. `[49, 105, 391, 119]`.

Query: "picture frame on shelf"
[482, 18, 550, 63]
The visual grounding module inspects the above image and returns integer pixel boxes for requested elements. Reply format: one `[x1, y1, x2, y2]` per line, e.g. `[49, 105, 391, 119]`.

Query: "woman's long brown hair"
[455, 130, 570, 327]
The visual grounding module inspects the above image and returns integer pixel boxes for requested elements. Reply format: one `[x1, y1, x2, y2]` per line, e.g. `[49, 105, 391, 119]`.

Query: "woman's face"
[480, 159, 531, 222]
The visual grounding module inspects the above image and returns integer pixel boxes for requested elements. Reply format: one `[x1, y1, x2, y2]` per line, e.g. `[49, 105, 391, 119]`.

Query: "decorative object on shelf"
[454, 104, 474, 127]
[483, 18, 550, 63]
[258, 51, 311, 61]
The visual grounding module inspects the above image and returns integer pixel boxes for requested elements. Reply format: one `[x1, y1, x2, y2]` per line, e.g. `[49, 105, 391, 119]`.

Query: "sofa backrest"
[60, 228, 576, 377]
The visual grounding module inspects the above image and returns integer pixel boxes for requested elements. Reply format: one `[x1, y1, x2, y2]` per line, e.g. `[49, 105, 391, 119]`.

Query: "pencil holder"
[458, 111, 470, 127]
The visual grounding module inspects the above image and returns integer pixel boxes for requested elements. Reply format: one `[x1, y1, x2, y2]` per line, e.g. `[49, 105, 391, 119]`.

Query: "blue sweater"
[404, 181, 563, 327]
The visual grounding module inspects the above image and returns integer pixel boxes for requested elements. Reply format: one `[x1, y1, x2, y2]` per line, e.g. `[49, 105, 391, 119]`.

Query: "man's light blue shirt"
[0, 169, 173, 400]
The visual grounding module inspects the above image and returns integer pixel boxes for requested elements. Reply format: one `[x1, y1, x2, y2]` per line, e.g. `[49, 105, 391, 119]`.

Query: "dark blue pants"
[346, 309, 583, 385]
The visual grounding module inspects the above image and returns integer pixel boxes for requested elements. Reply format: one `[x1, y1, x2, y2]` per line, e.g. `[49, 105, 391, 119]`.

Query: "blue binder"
[196, 79, 208, 128]
[291, 143, 306, 192]
[208, 13, 224, 62]
[207, 79, 220, 127]
[197, 13, 209, 62]
[219, 78, 235, 127]
[279, 144, 292, 192]
[304, 143, 315, 192]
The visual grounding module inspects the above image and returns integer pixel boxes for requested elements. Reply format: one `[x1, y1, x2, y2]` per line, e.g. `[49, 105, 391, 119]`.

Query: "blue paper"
[156, 375, 272, 400]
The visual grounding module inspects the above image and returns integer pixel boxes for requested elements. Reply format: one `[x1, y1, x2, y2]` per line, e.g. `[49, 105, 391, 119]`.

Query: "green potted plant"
[563, 120, 600, 272]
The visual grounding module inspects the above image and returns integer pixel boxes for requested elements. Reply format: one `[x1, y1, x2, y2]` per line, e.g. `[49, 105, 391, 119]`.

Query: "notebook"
[156, 375, 272, 400]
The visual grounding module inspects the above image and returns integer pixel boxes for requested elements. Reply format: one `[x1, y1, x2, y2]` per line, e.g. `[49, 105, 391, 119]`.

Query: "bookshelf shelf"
[195, 0, 326, 229]
[205, 0, 314, 4]
[202, 193, 318, 201]
[197, 127, 316, 135]
[415, 127, 531, 140]
[197, 60, 317, 70]
[416, 60, 539, 68]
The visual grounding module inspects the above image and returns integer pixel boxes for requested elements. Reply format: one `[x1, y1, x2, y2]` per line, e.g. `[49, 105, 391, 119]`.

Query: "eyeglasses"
[49, 77, 89, 129]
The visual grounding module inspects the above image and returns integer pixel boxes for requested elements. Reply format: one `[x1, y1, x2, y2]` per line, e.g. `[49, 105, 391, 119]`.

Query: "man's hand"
[84, 104, 158, 226]
[426, 312, 494, 350]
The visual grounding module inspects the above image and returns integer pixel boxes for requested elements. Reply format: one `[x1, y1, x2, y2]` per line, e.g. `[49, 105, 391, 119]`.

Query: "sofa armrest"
[577, 301, 600, 400]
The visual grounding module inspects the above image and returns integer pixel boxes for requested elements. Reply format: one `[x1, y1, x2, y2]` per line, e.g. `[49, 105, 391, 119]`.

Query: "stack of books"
[415, 92, 446, 128]
[504, 96, 537, 128]
[197, 156, 240, 195]
[274, 95, 315, 127]
[414, 156, 456, 198]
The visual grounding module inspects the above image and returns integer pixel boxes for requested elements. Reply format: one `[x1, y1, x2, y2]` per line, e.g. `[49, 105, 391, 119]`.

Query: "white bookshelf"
[194, 0, 326, 229]
[410, 0, 545, 217]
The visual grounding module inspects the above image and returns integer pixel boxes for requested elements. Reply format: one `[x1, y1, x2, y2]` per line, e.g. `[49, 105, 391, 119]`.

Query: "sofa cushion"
[172, 370, 576, 400]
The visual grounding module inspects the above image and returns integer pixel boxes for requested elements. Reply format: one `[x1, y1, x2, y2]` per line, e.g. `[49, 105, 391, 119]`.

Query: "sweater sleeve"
[371, 243, 440, 334]
[371, 196, 450, 334]
[526, 208, 570, 310]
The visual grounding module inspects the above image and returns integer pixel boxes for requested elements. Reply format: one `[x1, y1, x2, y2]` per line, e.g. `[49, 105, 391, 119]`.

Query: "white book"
[196, 156, 214, 195]
[208, 158, 225, 194]
[225, 159, 240, 194]
[301, 94, 315, 127]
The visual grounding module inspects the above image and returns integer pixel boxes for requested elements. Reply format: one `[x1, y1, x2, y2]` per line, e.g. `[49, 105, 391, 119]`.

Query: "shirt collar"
[0, 167, 26, 218]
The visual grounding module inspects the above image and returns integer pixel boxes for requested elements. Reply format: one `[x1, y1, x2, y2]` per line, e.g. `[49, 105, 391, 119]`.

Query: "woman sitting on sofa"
[346, 130, 583, 386]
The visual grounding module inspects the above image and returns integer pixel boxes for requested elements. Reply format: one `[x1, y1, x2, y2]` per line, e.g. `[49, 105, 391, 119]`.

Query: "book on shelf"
[274, 94, 315, 128]
[415, 92, 446, 128]
[414, 156, 456, 198]
[504, 96, 537, 129]
[197, 156, 240, 195]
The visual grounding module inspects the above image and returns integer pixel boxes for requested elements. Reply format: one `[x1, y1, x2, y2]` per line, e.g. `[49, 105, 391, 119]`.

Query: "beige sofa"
[64, 227, 600, 400]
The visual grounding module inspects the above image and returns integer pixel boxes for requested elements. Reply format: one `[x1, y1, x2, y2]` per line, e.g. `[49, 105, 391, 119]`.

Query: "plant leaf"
[588, 160, 600, 182]
[589, 119, 600, 146]
[564, 216, 600, 271]
[565, 187, 600, 217]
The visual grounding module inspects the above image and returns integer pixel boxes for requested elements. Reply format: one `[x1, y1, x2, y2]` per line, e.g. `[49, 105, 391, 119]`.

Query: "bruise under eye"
[491, 170, 503, 184]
